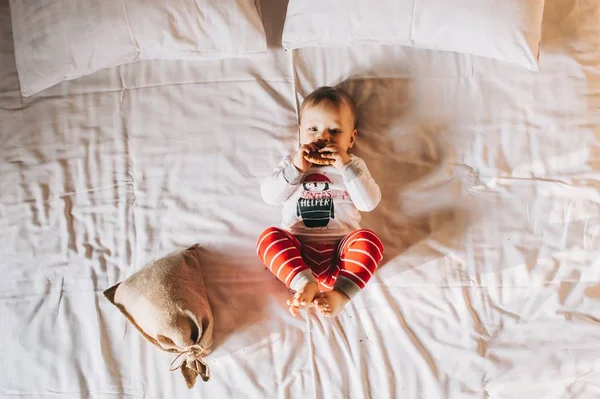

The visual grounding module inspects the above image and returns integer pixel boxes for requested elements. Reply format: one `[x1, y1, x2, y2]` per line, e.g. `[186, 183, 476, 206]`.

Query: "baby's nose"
[317, 130, 330, 141]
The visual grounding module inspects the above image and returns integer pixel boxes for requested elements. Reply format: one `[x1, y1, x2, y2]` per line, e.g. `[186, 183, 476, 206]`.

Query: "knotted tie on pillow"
[170, 345, 210, 387]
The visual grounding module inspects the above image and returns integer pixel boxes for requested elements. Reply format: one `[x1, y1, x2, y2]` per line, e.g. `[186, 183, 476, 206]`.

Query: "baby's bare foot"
[287, 282, 320, 317]
[314, 289, 350, 318]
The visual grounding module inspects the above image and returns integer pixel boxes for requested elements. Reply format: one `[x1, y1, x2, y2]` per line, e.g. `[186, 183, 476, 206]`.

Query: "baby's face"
[299, 102, 357, 152]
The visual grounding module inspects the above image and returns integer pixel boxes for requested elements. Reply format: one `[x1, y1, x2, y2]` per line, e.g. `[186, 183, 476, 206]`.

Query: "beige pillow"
[104, 245, 214, 388]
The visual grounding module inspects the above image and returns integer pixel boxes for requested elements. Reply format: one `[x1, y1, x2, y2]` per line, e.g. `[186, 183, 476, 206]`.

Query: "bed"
[1, 0, 599, 397]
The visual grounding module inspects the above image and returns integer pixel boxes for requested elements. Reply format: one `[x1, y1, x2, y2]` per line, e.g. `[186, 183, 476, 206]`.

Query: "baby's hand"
[292, 143, 318, 172]
[319, 144, 351, 169]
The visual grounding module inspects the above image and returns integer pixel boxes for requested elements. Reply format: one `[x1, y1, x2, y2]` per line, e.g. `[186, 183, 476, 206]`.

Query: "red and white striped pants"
[256, 227, 384, 294]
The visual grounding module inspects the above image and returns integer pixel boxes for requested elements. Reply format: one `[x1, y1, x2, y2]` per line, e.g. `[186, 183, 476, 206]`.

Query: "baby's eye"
[330, 129, 341, 134]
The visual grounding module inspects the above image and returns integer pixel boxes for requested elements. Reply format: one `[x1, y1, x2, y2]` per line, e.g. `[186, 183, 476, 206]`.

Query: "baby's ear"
[350, 129, 358, 147]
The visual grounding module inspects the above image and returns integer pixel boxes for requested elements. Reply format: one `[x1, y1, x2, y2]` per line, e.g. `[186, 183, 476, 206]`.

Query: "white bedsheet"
[1, 0, 599, 398]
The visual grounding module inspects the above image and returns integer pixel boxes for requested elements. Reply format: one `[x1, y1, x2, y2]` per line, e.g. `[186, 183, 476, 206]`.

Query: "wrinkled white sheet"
[1, 0, 599, 398]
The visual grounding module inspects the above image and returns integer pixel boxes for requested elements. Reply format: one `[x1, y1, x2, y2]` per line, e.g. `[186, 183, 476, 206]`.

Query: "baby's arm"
[342, 157, 381, 211]
[260, 155, 305, 205]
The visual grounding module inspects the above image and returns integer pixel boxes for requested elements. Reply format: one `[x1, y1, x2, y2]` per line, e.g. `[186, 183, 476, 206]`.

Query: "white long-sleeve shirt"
[260, 153, 381, 241]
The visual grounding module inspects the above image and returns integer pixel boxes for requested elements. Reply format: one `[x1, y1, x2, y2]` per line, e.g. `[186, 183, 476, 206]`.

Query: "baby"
[257, 86, 384, 317]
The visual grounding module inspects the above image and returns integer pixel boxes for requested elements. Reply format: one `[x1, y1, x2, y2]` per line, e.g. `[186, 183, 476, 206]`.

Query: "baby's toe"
[318, 305, 331, 316]
[292, 296, 303, 307]
[316, 300, 331, 313]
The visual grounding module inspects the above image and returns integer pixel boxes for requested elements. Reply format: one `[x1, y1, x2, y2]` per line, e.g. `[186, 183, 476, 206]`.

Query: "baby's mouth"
[313, 140, 331, 154]
[313, 139, 328, 148]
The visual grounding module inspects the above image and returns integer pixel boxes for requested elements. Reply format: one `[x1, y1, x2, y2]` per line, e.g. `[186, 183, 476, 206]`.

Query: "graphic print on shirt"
[296, 173, 335, 229]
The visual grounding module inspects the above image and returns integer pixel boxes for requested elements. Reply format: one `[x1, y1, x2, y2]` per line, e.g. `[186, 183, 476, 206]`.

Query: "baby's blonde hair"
[299, 86, 358, 128]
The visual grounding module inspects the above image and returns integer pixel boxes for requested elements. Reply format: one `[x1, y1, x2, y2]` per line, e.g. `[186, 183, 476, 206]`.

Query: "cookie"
[303, 140, 335, 165]
[304, 151, 334, 165]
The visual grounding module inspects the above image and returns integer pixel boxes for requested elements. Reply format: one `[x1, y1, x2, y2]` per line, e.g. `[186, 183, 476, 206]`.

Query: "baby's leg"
[256, 227, 319, 316]
[314, 229, 384, 317]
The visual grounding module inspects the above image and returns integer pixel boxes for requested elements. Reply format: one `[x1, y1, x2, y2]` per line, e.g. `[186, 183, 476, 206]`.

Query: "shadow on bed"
[259, 0, 290, 49]
[195, 246, 282, 351]
[336, 78, 471, 274]
[540, 0, 600, 162]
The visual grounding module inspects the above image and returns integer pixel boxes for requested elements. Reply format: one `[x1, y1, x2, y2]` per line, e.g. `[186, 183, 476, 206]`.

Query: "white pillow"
[9, 0, 268, 96]
[282, 0, 546, 71]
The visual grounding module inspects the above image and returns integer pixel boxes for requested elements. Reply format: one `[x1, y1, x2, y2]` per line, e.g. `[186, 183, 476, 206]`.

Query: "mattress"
[1, 0, 599, 397]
